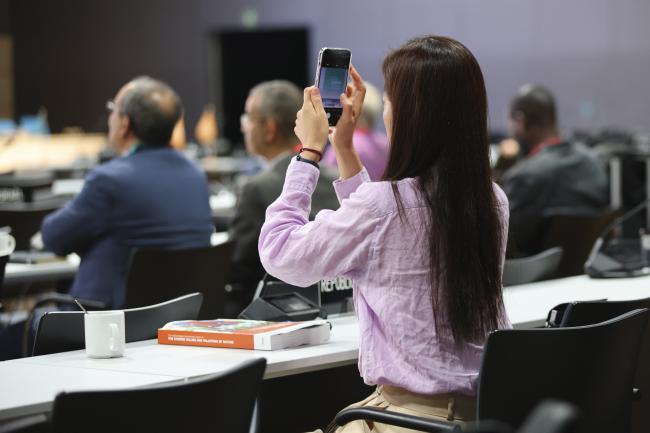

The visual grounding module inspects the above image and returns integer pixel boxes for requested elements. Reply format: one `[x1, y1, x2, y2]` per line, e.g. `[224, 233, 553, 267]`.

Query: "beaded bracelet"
[299, 146, 323, 161]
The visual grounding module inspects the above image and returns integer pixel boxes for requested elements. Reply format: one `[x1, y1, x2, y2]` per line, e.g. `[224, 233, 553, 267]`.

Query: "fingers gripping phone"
[315, 47, 351, 126]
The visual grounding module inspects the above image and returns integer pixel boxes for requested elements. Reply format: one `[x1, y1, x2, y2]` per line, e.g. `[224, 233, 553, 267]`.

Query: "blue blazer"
[42, 146, 214, 308]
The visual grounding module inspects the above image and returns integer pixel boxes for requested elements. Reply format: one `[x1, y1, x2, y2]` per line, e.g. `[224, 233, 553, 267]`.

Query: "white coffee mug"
[84, 310, 125, 358]
[0, 232, 15, 256]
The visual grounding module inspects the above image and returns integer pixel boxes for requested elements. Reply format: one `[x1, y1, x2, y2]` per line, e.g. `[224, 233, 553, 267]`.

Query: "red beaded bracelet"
[299, 146, 323, 161]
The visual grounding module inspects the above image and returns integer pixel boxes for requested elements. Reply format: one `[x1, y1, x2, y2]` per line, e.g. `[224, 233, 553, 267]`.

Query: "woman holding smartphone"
[259, 35, 510, 432]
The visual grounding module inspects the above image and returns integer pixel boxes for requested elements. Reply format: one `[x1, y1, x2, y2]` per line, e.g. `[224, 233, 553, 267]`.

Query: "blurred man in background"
[227, 80, 338, 315]
[41, 76, 214, 309]
[1, 77, 214, 360]
[500, 84, 609, 256]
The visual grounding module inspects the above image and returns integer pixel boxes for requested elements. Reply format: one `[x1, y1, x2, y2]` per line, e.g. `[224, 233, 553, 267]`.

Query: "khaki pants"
[311, 385, 476, 433]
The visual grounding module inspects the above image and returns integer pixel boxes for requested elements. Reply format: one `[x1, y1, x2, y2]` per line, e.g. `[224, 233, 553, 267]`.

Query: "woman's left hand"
[294, 86, 330, 153]
[330, 65, 366, 151]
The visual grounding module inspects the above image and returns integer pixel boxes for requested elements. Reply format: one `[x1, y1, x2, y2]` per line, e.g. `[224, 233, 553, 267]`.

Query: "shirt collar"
[267, 150, 292, 169]
[126, 142, 143, 156]
[529, 136, 562, 157]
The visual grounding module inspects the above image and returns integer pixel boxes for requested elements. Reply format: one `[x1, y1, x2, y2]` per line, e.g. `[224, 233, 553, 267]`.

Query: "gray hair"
[119, 76, 183, 146]
[358, 81, 382, 129]
[249, 80, 302, 143]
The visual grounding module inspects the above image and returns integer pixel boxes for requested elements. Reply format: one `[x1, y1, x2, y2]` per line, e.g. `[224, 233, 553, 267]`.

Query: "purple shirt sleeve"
[333, 166, 371, 203]
[259, 159, 376, 287]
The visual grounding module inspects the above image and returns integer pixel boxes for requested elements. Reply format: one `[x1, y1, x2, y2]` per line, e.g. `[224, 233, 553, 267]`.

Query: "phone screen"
[318, 66, 348, 109]
[316, 48, 351, 125]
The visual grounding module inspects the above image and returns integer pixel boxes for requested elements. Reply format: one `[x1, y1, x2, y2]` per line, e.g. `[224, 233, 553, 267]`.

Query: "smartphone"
[314, 47, 352, 126]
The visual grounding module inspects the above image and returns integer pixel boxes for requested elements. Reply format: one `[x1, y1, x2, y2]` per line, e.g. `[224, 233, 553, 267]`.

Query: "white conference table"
[2, 274, 650, 422]
[503, 272, 650, 327]
[0, 314, 359, 421]
[0, 364, 182, 420]
[3, 255, 80, 286]
[2, 232, 230, 287]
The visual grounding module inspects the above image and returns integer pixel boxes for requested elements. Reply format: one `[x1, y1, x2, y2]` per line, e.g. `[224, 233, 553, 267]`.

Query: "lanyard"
[529, 137, 562, 156]
[127, 142, 143, 156]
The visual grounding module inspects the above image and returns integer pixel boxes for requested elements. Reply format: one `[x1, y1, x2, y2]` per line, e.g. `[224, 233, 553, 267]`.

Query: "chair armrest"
[22, 294, 107, 356]
[335, 407, 460, 432]
[32, 293, 106, 311]
[0, 413, 48, 433]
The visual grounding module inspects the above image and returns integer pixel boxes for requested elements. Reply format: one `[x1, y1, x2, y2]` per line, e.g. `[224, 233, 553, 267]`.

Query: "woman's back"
[340, 172, 510, 395]
[260, 35, 510, 429]
[259, 160, 510, 395]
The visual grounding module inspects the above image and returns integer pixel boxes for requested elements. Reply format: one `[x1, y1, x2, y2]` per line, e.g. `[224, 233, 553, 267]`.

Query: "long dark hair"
[382, 35, 504, 343]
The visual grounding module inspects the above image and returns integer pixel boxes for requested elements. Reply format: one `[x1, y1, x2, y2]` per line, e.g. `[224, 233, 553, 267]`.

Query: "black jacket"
[228, 154, 339, 308]
[501, 141, 609, 255]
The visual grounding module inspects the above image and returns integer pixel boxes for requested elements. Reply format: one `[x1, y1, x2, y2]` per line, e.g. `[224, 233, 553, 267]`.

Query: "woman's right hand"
[330, 65, 366, 151]
[294, 86, 330, 154]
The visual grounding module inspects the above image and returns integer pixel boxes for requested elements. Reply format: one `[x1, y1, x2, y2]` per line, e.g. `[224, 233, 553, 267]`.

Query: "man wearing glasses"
[226, 80, 339, 316]
[41, 77, 214, 310]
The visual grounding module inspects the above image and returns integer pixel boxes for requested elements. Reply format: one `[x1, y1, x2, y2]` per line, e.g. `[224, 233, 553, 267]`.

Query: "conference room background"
[2, 0, 650, 144]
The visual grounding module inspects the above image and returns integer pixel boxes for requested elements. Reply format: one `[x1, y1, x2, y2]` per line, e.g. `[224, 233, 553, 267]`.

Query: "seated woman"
[259, 35, 511, 432]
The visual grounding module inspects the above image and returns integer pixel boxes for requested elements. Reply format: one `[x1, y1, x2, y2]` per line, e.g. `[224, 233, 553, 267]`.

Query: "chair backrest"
[541, 210, 619, 277]
[50, 357, 266, 433]
[0, 255, 7, 288]
[466, 400, 579, 433]
[32, 293, 203, 356]
[125, 241, 233, 319]
[477, 309, 648, 433]
[558, 297, 650, 433]
[515, 400, 579, 433]
[0, 197, 67, 250]
[503, 247, 563, 286]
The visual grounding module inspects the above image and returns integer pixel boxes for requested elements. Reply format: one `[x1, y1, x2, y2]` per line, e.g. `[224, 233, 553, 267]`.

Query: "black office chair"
[31, 292, 203, 356]
[541, 210, 619, 277]
[125, 241, 233, 319]
[547, 297, 650, 433]
[503, 247, 563, 286]
[510, 400, 578, 433]
[334, 309, 648, 433]
[335, 400, 578, 433]
[2, 358, 266, 433]
[0, 197, 68, 250]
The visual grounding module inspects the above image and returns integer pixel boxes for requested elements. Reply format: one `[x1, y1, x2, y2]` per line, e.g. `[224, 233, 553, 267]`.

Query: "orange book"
[158, 319, 330, 350]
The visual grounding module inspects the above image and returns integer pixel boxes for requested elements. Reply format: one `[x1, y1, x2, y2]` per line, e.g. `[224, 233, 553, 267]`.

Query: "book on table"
[157, 318, 330, 350]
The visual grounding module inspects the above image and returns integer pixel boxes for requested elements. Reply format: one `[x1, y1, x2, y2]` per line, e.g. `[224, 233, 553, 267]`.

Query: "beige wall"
[0, 35, 13, 118]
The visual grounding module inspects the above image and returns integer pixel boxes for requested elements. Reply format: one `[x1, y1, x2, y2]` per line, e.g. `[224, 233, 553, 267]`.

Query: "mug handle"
[108, 323, 119, 356]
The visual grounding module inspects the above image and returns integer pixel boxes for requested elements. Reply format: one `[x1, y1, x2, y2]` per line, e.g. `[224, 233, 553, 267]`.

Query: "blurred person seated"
[41, 76, 214, 309]
[194, 104, 219, 153]
[227, 80, 339, 315]
[500, 84, 608, 256]
[322, 81, 389, 181]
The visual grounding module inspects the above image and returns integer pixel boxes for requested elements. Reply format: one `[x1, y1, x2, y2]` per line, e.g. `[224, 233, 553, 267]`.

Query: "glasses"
[240, 113, 264, 127]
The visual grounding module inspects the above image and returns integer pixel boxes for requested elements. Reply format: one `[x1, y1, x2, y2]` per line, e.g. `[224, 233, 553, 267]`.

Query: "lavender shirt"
[322, 129, 389, 181]
[259, 159, 511, 396]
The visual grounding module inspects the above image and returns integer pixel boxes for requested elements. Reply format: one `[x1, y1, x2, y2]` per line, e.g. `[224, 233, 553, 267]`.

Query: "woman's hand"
[294, 86, 330, 154]
[330, 65, 366, 151]
[328, 65, 366, 179]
